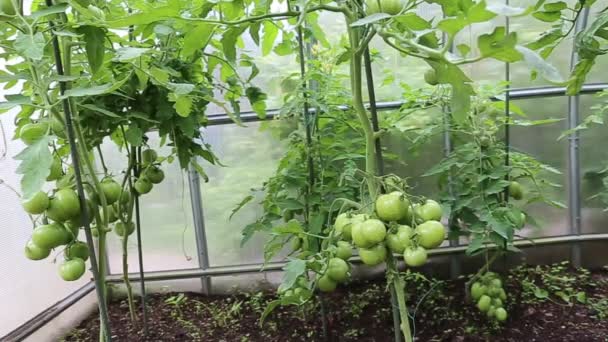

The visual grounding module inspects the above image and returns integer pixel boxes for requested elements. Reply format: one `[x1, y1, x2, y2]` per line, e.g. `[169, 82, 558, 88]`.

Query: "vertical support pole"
[568, 8, 590, 267]
[132, 147, 148, 334]
[296, 21, 329, 342]
[504, 0, 512, 269]
[441, 15, 461, 280]
[188, 163, 212, 294]
[44, 1, 112, 340]
[363, 49, 402, 342]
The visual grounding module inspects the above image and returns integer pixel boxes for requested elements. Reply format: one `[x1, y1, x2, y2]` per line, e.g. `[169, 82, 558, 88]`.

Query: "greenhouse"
[1, 0, 608, 341]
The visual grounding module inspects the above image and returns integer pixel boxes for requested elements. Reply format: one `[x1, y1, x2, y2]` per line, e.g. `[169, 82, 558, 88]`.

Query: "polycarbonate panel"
[201, 122, 286, 267]
[584, 0, 608, 84]
[100, 133, 198, 274]
[508, 0, 579, 88]
[579, 95, 608, 234]
[510, 98, 570, 237]
[0, 111, 89, 337]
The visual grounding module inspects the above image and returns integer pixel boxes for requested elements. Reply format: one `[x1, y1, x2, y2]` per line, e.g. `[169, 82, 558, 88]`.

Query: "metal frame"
[188, 163, 213, 294]
[568, 7, 591, 267]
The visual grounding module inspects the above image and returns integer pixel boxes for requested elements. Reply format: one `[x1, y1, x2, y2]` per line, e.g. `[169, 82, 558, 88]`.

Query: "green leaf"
[281, 259, 307, 290]
[113, 47, 150, 61]
[246, 86, 267, 119]
[437, 17, 467, 36]
[108, 4, 180, 28]
[516, 46, 564, 83]
[61, 74, 130, 98]
[182, 23, 217, 59]
[14, 135, 53, 200]
[30, 3, 68, 20]
[191, 159, 209, 183]
[173, 95, 193, 117]
[259, 300, 280, 326]
[262, 21, 278, 56]
[533, 11, 561, 22]
[221, 25, 248, 63]
[0, 95, 32, 110]
[467, 0, 497, 23]
[351, 13, 392, 27]
[124, 125, 143, 146]
[78, 26, 106, 75]
[395, 13, 431, 30]
[275, 198, 305, 210]
[567, 58, 595, 95]
[14, 32, 46, 61]
[79, 103, 122, 118]
[478, 27, 523, 62]
[544, 1, 567, 11]
[230, 195, 254, 220]
[534, 287, 549, 299]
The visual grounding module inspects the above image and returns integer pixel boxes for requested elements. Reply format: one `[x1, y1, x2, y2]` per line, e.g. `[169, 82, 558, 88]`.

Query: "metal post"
[132, 147, 148, 334]
[441, 28, 461, 279]
[363, 49, 402, 342]
[188, 163, 212, 294]
[504, 0, 511, 270]
[44, 1, 112, 340]
[568, 8, 590, 267]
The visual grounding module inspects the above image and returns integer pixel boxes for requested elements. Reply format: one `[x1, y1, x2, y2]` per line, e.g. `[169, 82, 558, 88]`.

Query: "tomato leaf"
[61, 74, 131, 98]
[230, 195, 255, 220]
[14, 32, 46, 61]
[262, 21, 278, 56]
[516, 46, 564, 83]
[351, 13, 392, 27]
[0, 95, 32, 111]
[114, 47, 150, 62]
[281, 258, 307, 291]
[182, 23, 217, 59]
[30, 3, 68, 20]
[14, 135, 53, 200]
[259, 300, 280, 326]
[78, 26, 106, 75]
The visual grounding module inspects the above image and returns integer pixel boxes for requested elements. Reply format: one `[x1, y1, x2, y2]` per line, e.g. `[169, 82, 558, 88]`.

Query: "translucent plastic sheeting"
[509, 97, 570, 237]
[508, 0, 580, 88]
[579, 94, 608, 234]
[0, 111, 89, 337]
[200, 122, 287, 267]
[100, 133, 198, 274]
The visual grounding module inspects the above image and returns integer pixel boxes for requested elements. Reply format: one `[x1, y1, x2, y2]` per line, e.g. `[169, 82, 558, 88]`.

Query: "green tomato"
[100, 178, 122, 205]
[375, 191, 409, 222]
[47, 189, 81, 222]
[488, 286, 502, 297]
[415, 220, 445, 249]
[20, 122, 48, 145]
[47, 157, 63, 181]
[25, 240, 50, 260]
[114, 221, 135, 237]
[65, 241, 90, 261]
[486, 305, 496, 318]
[499, 288, 507, 301]
[493, 298, 503, 308]
[142, 149, 158, 165]
[424, 69, 438, 85]
[317, 274, 337, 292]
[59, 258, 86, 281]
[495, 307, 507, 322]
[508, 181, 524, 200]
[365, 0, 404, 15]
[336, 241, 353, 260]
[32, 223, 70, 249]
[403, 246, 427, 267]
[145, 166, 165, 184]
[386, 225, 413, 253]
[418, 199, 442, 222]
[334, 213, 353, 240]
[327, 257, 349, 282]
[490, 278, 502, 288]
[471, 282, 485, 301]
[358, 244, 387, 266]
[50, 116, 66, 139]
[351, 221, 371, 248]
[291, 237, 302, 251]
[477, 295, 492, 312]
[359, 219, 387, 245]
[134, 177, 153, 195]
[22, 191, 50, 215]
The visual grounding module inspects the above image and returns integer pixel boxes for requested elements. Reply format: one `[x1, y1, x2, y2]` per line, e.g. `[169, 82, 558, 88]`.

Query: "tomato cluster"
[21, 147, 164, 281]
[471, 272, 508, 322]
[325, 191, 446, 293]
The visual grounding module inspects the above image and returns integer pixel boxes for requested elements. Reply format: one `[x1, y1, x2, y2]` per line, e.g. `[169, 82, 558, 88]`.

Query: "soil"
[63, 263, 608, 342]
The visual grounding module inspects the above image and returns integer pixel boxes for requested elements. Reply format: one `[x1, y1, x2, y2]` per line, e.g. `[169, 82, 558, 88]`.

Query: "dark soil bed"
[64, 263, 608, 341]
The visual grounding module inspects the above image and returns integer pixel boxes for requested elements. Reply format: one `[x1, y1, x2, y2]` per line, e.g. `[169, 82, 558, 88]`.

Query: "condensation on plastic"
[200, 122, 287, 267]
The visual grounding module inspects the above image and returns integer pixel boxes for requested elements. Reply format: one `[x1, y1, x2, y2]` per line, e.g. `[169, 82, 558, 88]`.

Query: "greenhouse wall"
[2, 0, 608, 340]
